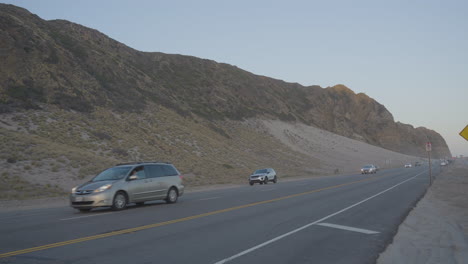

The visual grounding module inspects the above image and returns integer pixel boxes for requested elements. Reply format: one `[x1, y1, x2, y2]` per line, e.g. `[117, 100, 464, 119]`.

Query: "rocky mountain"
[0, 3, 451, 160]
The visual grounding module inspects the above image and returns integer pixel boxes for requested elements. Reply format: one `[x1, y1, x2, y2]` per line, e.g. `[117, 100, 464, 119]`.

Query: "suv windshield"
[92, 166, 132, 182]
[363, 165, 373, 168]
[254, 169, 268, 174]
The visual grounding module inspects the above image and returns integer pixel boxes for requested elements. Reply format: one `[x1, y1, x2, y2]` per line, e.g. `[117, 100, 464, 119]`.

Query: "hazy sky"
[3, 0, 467, 156]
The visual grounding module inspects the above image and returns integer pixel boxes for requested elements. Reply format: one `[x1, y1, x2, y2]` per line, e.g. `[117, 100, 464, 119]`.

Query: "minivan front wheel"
[166, 188, 178, 204]
[112, 192, 127, 211]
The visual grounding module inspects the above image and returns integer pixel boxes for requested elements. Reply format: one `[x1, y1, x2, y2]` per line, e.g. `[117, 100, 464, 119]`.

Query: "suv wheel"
[264, 178, 268, 184]
[112, 192, 127, 211]
[166, 188, 178, 204]
[273, 176, 277, 183]
[249, 181, 254, 186]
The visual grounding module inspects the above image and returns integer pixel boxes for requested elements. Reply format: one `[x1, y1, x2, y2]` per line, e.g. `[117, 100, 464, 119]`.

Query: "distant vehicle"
[414, 162, 421, 166]
[249, 168, 277, 185]
[70, 162, 184, 212]
[404, 163, 412, 168]
[361, 164, 377, 174]
[440, 161, 447, 166]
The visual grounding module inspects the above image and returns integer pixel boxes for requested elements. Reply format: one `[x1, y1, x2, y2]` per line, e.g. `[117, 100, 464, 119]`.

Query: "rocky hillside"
[0, 3, 451, 159]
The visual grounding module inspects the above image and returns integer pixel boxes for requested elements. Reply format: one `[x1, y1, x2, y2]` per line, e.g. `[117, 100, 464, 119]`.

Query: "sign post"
[426, 142, 432, 185]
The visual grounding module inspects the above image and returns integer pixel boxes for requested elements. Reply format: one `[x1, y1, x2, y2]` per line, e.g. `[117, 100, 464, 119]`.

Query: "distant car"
[404, 163, 412, 168]
[414, 162, 421, 166]
[440, 161, 447, 166]
[361, 164, 377, 174]
[70, 162, 184, 212]
[249, 168, 277, 185]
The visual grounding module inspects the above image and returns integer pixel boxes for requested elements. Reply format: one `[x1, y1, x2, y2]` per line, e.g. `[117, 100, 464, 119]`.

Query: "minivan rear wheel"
[166, 188, 178, 204]
[112, 192, 127, 211]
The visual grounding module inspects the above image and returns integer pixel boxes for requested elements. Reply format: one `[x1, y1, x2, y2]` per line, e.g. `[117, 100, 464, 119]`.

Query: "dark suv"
[70, 162, 184, 212]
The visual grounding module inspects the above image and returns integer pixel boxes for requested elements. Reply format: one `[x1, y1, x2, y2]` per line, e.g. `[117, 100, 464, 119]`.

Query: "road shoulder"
[377, 160, 468, 264]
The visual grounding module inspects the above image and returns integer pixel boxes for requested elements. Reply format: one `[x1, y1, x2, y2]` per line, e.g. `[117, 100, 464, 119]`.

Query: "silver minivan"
[70, 162, 184, 212]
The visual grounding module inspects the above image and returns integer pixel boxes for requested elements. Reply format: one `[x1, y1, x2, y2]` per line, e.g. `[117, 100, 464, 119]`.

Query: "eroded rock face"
[0, 4, 451, 158]
[300, 86, 451, 158]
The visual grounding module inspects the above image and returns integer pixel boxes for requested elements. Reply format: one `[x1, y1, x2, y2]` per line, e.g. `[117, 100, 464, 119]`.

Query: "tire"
[249, 181, 254, 186]
[111, 192, 128, 211]
[273, 176, 277, 184]
[264, 178, 268, 184]
[166, 187, 178, 204]
[79, 208, 91, 213]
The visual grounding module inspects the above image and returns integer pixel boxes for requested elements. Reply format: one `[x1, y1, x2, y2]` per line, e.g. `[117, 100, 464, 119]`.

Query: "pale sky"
[2, 0, 467, 156]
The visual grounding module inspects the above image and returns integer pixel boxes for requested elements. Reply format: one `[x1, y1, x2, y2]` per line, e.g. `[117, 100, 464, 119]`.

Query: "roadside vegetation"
[0, 105, 317, 200]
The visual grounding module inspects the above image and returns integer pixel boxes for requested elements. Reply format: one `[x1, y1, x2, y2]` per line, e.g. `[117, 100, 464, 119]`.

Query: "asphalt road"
[0, 165, 441, 264]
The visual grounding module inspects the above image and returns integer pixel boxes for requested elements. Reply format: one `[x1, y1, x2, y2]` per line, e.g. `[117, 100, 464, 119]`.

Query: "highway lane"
[0, 165, 440, 263]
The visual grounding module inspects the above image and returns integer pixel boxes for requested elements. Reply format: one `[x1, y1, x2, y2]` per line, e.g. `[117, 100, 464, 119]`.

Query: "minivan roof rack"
[115, 161, 172, 166]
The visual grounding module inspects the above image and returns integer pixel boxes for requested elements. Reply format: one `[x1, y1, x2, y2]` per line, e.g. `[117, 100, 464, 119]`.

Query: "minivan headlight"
[94, 184, 112, 193]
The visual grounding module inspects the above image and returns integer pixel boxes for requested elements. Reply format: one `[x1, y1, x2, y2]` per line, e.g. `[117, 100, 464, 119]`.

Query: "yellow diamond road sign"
[460, 125, 468, 141]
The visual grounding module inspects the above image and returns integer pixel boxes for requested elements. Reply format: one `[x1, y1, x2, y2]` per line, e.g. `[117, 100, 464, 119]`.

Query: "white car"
[249, 168, 277, 185]
[404, 163, 412, 168]
[361, 164, 377, 174]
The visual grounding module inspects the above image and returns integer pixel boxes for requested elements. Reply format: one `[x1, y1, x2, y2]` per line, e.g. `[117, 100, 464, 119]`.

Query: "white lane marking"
[199, 197, 221, 201]
[260, 188, 276, 192]
[0, 212, 50, 221]
[317, 223, 379, 234]
[60, 212, 114, 221]
[213, 171, 425, 264]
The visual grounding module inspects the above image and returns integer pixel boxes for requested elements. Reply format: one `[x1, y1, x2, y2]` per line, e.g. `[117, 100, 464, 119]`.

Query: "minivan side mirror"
[128, 175, 138, 181]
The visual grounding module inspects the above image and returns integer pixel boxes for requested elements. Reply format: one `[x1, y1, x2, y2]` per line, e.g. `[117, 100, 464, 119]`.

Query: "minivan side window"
[162, 165, 179, 176]
[137, 167, 146, 179]
[135, 166, 146, 179]
[147, 165, 165, 178]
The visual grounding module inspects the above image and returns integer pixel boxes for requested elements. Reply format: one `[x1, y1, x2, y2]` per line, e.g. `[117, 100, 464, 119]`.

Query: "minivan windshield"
[92, 166, 132, 182]
[254, 169, 268, 174]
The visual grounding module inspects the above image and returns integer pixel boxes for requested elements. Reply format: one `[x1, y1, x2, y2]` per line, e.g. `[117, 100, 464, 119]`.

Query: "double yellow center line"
[0, 176, 375, 258]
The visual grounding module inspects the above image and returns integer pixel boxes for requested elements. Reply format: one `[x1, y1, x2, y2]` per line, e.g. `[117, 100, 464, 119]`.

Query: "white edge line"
[317, 223, 379, 234]
[60, 212, 114, 221]
[199, 197, 221, 201]
[213, 171, 425, 264]
[0, 212, 49, 221]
